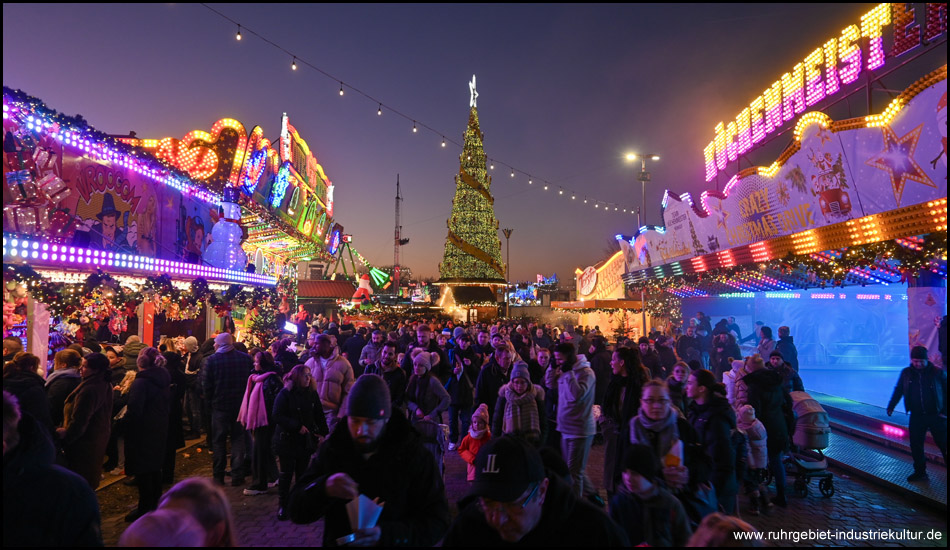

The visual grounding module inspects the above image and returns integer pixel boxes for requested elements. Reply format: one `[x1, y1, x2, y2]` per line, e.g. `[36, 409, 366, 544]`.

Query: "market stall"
[3, 87, 343, 366]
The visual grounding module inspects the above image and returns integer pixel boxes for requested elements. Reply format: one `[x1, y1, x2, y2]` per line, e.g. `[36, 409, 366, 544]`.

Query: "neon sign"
[703, 3, 947, 182]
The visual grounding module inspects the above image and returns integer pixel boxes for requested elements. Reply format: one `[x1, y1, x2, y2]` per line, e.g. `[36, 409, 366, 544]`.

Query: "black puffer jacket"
[4, 370, 53, 432]
[289, 412, 450, 547]
[3, 413, 103, 547]
[742, 369, 792, 454]
[687, 396, 738, 504]
[124, 366, 170, 475]
[272, 386, 328, 457]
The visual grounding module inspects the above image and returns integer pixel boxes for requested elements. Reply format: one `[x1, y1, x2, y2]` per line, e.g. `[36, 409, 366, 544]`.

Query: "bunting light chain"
[199, 4, 639, 216]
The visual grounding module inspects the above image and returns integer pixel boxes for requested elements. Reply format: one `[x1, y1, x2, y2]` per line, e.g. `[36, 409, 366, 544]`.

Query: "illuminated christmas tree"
[439, 76, 506, 283]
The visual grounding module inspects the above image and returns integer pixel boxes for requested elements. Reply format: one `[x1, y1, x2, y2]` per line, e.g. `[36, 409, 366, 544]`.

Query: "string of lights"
[198, 4, 640, 216]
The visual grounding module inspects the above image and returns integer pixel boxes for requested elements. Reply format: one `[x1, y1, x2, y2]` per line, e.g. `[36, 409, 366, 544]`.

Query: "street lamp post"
[625, 153, 659, 338]
[503, 228, 513, 319]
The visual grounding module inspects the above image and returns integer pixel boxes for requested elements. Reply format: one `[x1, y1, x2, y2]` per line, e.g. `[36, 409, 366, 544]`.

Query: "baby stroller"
[785, 391, 835, 498]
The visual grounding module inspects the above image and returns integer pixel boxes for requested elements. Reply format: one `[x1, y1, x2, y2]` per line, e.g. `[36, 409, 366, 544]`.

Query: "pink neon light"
[882, 424, 906, 438]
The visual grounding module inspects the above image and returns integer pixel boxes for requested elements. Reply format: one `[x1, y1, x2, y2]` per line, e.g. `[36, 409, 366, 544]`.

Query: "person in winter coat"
[363, 341, 407, 414]
[756, 326, 777, 359]
[736, 404, 769, 516]
[162, 351, 188, 484]
[686, 369, 738, 514]
[288, 375, 450, 546]
[446, 339, 479, 450]
[123, 347, 171, 522]
[181, 336, 205, 439]
[768, 351, 804, 393]
[492, 362, 546, 446]
[476, 343, 514, 424]
[601, 346, 650, 495]
[666, 361, 691, 414]
[104, 346, 128, 385]
[3, 391, 103, 547]
[710, 333, 741, 381]
[655, 336, 678, 375]
[587, 336, 612, 407]
[457, 403, 491, 481]
[271, 337, 301, 375]
[305, 334, 355, 432]
[774, 326, 799, 372]
[46, 349, 83, 428]
[401, 325, 451, 385]
[545, 342, 598, 501]
[273, 364, 329, 521]
[887, 345, 948, 482]
[608, 443, 692, 547]
[637, 337, 664, 380]
[56, 352, 113, 489]
[239, 351, 283, 496]
[407, 349, 451, 424]
[443, 435, 629, 547]
[735, 354, 792, 507]
[723, 359, 745, 406]
[123, 335, 146, 371]
[3, 352, 52, 433]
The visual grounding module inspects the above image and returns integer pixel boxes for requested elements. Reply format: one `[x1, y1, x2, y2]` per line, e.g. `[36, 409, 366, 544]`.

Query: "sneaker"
[277, 507, 289, 521]
[243, 486, 267, 496]
[907, 471, 928, 482]
[447, 442, 457, 451]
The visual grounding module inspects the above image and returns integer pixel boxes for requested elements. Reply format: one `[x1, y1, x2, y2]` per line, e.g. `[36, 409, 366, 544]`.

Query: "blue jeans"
[212, 410, 247, 481]
[562, 435, 595, 498]
[448, 405, 472, 444]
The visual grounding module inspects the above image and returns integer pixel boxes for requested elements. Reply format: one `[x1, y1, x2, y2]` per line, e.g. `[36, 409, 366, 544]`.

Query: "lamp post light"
[625, 153, 660, 338]
[502, 228, 513, 318]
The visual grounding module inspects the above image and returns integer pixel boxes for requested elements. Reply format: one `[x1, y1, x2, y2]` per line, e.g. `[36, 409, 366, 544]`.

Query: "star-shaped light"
[469, 75, 478, 108]
[865, 123, 935, 206]
[710, 198, 730, 230]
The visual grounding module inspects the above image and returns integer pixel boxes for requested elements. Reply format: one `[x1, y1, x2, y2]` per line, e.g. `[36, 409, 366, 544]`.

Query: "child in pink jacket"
[458, 404, 491, 481]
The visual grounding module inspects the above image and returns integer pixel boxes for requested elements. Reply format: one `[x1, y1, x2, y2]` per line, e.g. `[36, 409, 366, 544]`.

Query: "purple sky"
[3, 3, 876, 282]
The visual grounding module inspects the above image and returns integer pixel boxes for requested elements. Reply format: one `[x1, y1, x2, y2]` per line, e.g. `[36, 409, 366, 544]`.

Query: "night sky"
[3, 3, 876, 282]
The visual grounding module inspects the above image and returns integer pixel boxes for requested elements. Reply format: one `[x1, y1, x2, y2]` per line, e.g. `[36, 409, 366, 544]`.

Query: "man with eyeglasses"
[443, 436, 628, 546]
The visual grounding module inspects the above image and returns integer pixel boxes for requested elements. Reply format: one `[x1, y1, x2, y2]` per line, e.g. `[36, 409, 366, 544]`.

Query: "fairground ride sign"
[704, 3, 947, 182]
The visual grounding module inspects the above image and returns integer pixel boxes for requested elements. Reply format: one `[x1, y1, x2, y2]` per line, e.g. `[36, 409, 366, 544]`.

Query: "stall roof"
[298, 280, 356, 299]
[449, 286, 497, 305]
[552, 299, 640, 310]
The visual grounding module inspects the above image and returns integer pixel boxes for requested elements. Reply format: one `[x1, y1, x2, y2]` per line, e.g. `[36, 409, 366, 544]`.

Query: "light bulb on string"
[558, 189, 563, 195]
[543, 185, 548, 190]
[510, 170, 515, 178]
[377, 104, 382, 116]
[584, 198, 588, 204]
[291, 57, 297, 70]
[412, 121, 417, 133]
[339, 83, 344, 96]
[528, 179, 533, 185]
[236, 25, 242, 41]
[441, 137, 446, 147]
[572, 194, 576, 200]
[490, 162, 494, 170]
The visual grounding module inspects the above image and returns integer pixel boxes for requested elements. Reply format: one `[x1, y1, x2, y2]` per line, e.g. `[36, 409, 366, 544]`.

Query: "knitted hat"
[655, 335, 668, 346]
[472, 403, 490, 425]
[739, 404, 756, 424]
[622, 443, 661, 482]
[346, 374, 392, 419]
[470, 436, 545, 502]
[769, 350, 783, 359]
[184, 336, 199, 354]
[411, 349, 432, 372]
[638, 336, 650, 345]
[910, 346, 928, 360]
[453, 327, 466, 340]
[510, 361, 531, 383]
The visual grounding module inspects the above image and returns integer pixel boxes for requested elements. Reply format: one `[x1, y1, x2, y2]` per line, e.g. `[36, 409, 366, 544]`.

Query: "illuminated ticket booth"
[620, 4, 947, 406]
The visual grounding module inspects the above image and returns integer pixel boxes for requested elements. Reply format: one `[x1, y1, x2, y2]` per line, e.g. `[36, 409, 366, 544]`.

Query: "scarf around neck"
[631, 409, 679, 457]
[502, 385, 540, 436]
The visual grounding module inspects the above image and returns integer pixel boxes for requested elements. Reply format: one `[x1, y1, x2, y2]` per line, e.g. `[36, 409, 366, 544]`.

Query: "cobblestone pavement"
[101, 439, 948, 547]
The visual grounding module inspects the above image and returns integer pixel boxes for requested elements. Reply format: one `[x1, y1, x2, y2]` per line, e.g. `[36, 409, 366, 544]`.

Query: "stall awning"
[552, 299, 641, 310]
[298, 280, 356, 299]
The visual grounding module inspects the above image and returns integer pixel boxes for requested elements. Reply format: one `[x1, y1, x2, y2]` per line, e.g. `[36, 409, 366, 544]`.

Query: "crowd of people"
[2, 310, 943, 547]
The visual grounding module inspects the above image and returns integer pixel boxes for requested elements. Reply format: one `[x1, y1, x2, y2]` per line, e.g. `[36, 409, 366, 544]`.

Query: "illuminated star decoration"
[865, 123, 935, 206]
[469, 75, 478, 108]
[815, 126, 833, 146]
[710, 199, 730, 230]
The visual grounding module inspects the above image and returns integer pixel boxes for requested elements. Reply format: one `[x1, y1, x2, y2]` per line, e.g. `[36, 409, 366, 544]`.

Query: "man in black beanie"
[887, 346, 947, 482]
[288, 374, 450, 546]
